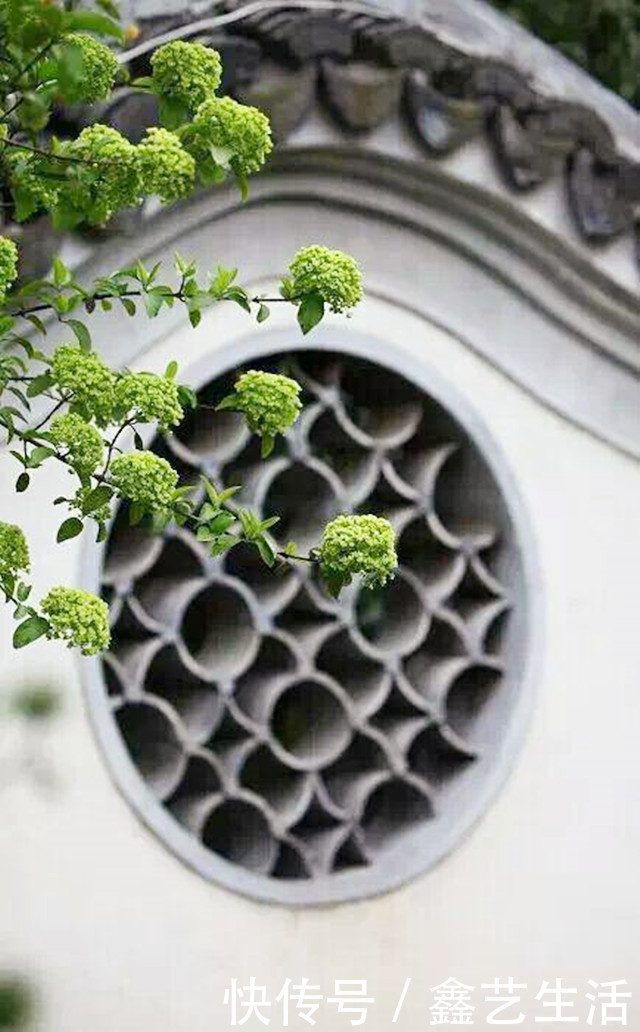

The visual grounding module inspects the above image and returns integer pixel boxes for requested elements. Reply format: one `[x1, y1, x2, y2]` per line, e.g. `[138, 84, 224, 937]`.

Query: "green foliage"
[10, 683, 60, 719]
[114, 370, 184, 429]
[0, 238, 18, 304]
[110, 450, 178, 513]
[41, 585, 110, 654]
[51, 343, 117, 424]
[187, 95, 273, 178]
[0, 521, 29, 575]
[0, 976, 33, 1030]
[491, 0, 640, 105]
[49, 411, 104, 474]
[150, 40, 222, 111]
[0, 12, 370, 658]
[218, 370, 302, 456]
[316, 514, 398, 597]
[288, 245, 364, 317]
[59, 32, 118, 103]
[137, 127, 196, 203]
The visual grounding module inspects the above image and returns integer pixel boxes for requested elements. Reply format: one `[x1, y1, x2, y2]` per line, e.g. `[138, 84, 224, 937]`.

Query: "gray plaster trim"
[61, 149, 640, 461]
[404, 0, 640, 160]
[81, 325, 542, 906]
[121, 0, 640, 162]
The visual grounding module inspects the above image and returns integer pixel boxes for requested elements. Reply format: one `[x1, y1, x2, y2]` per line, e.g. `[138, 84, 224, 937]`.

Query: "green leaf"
[201, 478, 220, 507]
[25, 313, 46, 336]
[129, 502, 144, 525]
[177, 384, 197, 410]
[209, 511, 236, 535]
[61, 9, 125, 40]
[257, 303, 270, 323]
[28, 446, 56, 467]
[255, 537, 275, 567]
[188, 307, 201, 329]
[13, 615, 49, 649]
[131, 76, 155, 90]
[121, 298, 137, 316]
[216, 393, 238, 412]
[261, 434, 275, 458]
[225, 287, 251, 313]
[165, 360, 178, 380]
[297, 292, 325, 335]
[210, 266, 237, 297]
[27, 372, 54, 398]
[65, 319, 91, 351]
[209, 533, 237, 557]
[158, 94, 190, 130]
[53, 257, 72, 287]
[57, 517, 84, 543]
[321, 566, 349, 599]
[260, 516, 280, 532]
[196, 526, 215, 542]
[144, 292, 164, 318]
[15, 472, 30, 493]
[81, 485, 113, 515]
[236, 174, 250, 201]
[284, 541, 298, 557]
[218, 486, 241, 504]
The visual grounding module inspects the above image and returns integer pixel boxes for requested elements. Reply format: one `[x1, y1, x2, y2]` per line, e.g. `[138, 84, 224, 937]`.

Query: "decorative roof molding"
[109, 0, 640, 274]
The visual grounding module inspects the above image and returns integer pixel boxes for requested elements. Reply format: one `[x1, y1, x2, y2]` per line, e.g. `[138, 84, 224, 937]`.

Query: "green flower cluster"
[110, 451, 178, 511]
[61, 33, 119, 104]
[49, 412, 104, 475]
[66, 124, 141, 225]
[0, 521, 30, 577]
[51, 345, 116, 425]
[115, 370, 184, 429]
[231, 370, 302, 439]
[4, 148, 62, 214]
[318, 514, 397, 589]
[289, 245, 363, 313]
[137, 128, 196, 203]
[73, 486, 111, 524]
[41, 586, 110, 655]
[190, 95, 273, 175]
[151, 40, 222, 110]
[0, 236, 18, 303]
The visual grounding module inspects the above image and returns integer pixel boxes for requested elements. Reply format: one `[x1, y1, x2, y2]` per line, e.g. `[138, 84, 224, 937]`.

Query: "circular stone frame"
[82, 327, 540, 906]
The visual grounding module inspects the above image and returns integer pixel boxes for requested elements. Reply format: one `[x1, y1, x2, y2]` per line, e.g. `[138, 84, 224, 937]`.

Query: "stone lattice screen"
[95, 349, 528, 903]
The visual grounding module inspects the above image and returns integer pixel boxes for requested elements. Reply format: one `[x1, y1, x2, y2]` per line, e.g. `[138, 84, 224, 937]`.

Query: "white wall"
[1, 289, 638, 1031]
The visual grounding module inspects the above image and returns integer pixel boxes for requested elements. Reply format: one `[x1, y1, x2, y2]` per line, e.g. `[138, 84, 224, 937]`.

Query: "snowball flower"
[61, 33, 118, 103]
[288, 245, 363, 313]
[115, 370, 184, 429]
[151, 40, 222, 109]
[0, 236, 18, 302]
[41, 586, 110, 655]
[0, 521, 30, 577]
[190, 95, 272, 175]
[137, 127, 196, 203]
[110, 451, 178, 511]
[318, 514, 397, 589]
[50, 412, 104, 474]
[229, 370, 302, 439]
[5, 149, 61, 215]
[51, 344, 116, 425]
[66, 124, 141, 225]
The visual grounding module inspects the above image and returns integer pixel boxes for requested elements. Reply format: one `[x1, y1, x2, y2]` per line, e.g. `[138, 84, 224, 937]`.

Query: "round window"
[88, 342, 534, 904]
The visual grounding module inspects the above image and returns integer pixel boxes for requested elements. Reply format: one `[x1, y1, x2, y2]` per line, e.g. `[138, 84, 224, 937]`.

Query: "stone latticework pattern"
[99, 350, 522, 895]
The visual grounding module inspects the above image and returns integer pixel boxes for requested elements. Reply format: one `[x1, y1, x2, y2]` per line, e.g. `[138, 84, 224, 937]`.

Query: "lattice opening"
[96, 349, 527, 901]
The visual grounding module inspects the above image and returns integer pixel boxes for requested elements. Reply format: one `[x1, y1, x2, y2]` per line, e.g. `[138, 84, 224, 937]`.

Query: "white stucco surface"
[1, 284, 638, 1029]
